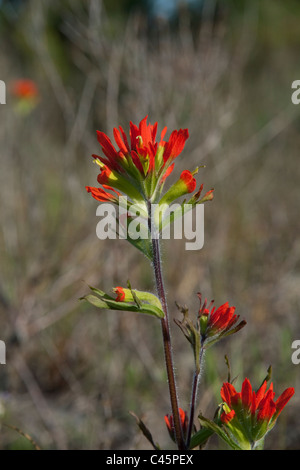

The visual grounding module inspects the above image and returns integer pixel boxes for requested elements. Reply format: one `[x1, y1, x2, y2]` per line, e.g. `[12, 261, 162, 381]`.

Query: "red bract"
[163, 129, 189, 163]
[114, 287, 126, 302]
[179, 170, 197, 193]
[220, 378, 295, 447]
[165, 408, 188, 442]
[86, 185, 120, 203]
[198, 294, 245, 343]
[95, 116, 188, 178]
[87, 116, 190, 202]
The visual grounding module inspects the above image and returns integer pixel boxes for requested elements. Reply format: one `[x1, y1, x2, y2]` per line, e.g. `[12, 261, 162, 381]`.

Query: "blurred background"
[0, 0, 300, 450]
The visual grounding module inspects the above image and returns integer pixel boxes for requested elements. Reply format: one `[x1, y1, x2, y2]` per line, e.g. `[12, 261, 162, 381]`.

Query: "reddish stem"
[148, 201, 185, 450]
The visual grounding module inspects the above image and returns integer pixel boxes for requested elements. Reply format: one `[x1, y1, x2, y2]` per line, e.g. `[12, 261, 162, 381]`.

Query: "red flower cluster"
[86, 116, 195, 203]
[220, 378, 295, 446]
[165, 408, 188, 442]
[96, 116, 188, 178]
[198, 294, 245, 343]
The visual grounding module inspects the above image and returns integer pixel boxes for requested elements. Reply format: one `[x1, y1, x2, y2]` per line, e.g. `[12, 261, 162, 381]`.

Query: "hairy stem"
[186, 344, 205, 449]
[148, 201, 185, 450]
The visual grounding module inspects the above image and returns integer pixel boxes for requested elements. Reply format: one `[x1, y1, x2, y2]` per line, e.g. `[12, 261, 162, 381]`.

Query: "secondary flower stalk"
[175, 295, 246, 447]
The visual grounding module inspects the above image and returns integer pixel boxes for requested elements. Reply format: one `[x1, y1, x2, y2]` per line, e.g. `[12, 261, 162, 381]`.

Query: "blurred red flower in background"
[11, 79, 39, 99]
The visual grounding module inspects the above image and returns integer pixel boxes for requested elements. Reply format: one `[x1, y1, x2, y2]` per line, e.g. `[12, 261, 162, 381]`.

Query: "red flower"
[198, 294, 245, 343]
[11, 79, 39, 99]
[95, 116, 188, 179]
[114, 287, 126, 302]
[87, 116, 190, 201]
[164, 408, 188, 442]
[220, 378, 295, 446]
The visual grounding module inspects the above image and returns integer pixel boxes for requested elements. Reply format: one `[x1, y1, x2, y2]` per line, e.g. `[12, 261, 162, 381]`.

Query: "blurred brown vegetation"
[0, 0, 300, 450]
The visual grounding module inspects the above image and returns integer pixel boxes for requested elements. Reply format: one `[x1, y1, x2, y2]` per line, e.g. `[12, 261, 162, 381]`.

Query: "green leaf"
[198, 415, 244, 450]
[129, 412, 160, 451]
[126, 233, 153, 260]
[88, 286, 114, 299]
[189, 427, 215, 450]
[117, 215, 153, 260]
[81, 290, 164, 319]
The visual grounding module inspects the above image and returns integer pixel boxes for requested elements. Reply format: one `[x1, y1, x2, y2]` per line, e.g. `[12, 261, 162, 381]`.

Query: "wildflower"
[198, 294, 246, 345]
[11, 79, 39, 115]
[86, 118, 214, 257]
[220, 378, 295, 449]
[175, 294, 246, 373]
[11, 79, 39, 99]
[86, 116, 202, 202]
[165, 408, 188, 442]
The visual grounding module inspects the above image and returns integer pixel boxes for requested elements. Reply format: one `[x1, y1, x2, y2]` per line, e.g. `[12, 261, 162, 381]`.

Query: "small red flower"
[164, 408, 188, 442]
[11, 79, 39, 99]
[220, 378, 295, 447]
[179, 170, 197, 193]
[114, 287, 126, 302]
[198, 294, 245, 343]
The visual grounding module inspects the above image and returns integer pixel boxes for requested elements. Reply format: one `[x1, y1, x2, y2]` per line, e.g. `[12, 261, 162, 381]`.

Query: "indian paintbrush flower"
[175, 294, 246, 367]
[11, 79, 39, 115]
[11, 79, 39, 99]
[86, 117, 214, 258]
[219, 378, 295, 449]
[165, 408, 188, 443]
[86, 116, 213, 205]
[198, 294, 246, 346]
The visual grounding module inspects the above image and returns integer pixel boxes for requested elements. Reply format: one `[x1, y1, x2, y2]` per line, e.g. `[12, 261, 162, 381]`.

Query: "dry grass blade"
[4, 424, 41, 450]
